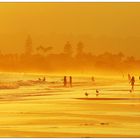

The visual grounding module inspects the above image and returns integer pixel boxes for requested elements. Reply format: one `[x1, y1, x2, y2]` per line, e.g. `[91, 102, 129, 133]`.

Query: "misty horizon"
[0, 3, 140, 58]
[0, 35, 138, 75]
[1, 34, 140, 59]
[0, 2, 140, 138]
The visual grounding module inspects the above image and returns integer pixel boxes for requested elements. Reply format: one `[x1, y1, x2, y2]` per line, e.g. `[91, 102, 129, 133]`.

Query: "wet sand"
[0, 75, 140, 137]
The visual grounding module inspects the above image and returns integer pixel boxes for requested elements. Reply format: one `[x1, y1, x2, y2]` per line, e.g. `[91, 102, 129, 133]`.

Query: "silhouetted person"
[91, 76, 95, 82]
[43, 77, 46, 82]
[139, 76, 140, 80]
[70, 76, 72, 87]
[64, 76, 67, 87]
[130, 76, 135, 91]
[122, 74, 124, 79]
[128, 74, 131, 82]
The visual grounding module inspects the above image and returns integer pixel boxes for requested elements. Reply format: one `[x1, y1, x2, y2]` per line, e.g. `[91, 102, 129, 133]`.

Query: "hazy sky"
[0, 3, 140, 58]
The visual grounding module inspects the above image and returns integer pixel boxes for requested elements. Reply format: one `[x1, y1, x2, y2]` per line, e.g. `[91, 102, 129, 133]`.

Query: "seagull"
[85, 92, 89, 97]
[129, 89, 132, 93]
[96, 89, 99, 97]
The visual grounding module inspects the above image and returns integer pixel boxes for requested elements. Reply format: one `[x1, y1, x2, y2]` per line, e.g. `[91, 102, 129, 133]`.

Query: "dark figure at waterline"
[70, 76, 72, 87]
[91, 76, 95, 82]
[64, 76, 67, 87]
[43, 77, 46, 82]
[130, 76, 135, 91]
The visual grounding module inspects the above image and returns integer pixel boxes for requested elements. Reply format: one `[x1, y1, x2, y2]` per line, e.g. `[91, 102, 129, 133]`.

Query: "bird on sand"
[129, 89, 132, 93]
[85, 92, 89, 97]
[96, 89, 99, 97]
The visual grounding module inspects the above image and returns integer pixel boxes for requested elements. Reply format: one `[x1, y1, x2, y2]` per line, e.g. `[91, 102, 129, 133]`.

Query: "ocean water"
[0, 72, 131, 100]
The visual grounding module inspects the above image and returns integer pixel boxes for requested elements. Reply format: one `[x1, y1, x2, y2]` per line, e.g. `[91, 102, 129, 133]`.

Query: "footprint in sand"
[100, 122, 109, 125]
[80, 123, 89, 126]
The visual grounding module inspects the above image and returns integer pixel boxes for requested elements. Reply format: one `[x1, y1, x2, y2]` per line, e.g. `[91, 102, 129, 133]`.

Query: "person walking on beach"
[69, 76, 72, 87]
[64, 76, 67, 87]
[130, 76, 135, 91]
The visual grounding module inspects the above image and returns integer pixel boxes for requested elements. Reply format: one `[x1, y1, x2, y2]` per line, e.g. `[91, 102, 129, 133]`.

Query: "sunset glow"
[0, 2, 140, 138]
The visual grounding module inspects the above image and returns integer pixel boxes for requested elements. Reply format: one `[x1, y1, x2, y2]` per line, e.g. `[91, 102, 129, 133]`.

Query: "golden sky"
[0, 3, 140, 58]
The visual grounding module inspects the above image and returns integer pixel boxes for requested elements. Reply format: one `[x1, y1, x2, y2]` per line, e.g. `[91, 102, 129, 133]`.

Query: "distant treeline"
[0, 36, 139, 74]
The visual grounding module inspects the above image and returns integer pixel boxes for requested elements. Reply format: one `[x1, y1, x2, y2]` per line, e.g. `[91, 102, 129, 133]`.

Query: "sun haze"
[0, 3, 140, 138]
[0, 3, 140, 57]
[0, 3, 140, 75]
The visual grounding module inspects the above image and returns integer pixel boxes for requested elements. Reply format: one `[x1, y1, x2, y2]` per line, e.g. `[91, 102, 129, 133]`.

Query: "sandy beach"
[0, 73, 140, 137]
[1, 2, 140, 138]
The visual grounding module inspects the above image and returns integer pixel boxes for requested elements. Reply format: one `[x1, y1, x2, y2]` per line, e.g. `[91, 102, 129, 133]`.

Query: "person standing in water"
[70, 76, 72, 87]
[130, 76, 135, 91]
[64, 76, 67, 87]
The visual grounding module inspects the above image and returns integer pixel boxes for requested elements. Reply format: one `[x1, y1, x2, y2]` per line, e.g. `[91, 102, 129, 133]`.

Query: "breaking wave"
[0, 80, 47, 89]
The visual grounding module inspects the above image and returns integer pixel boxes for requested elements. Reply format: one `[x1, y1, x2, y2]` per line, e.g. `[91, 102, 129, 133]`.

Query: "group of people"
[64, 76, 72, 87]
[36, 74, 137, 93]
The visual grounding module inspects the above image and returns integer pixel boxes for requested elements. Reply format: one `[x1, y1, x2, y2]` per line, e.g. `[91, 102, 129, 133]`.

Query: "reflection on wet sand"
[0, 74, 140, 137]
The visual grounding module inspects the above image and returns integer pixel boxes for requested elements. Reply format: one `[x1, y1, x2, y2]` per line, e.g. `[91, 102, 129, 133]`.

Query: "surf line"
[75, 98, 140, 101]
